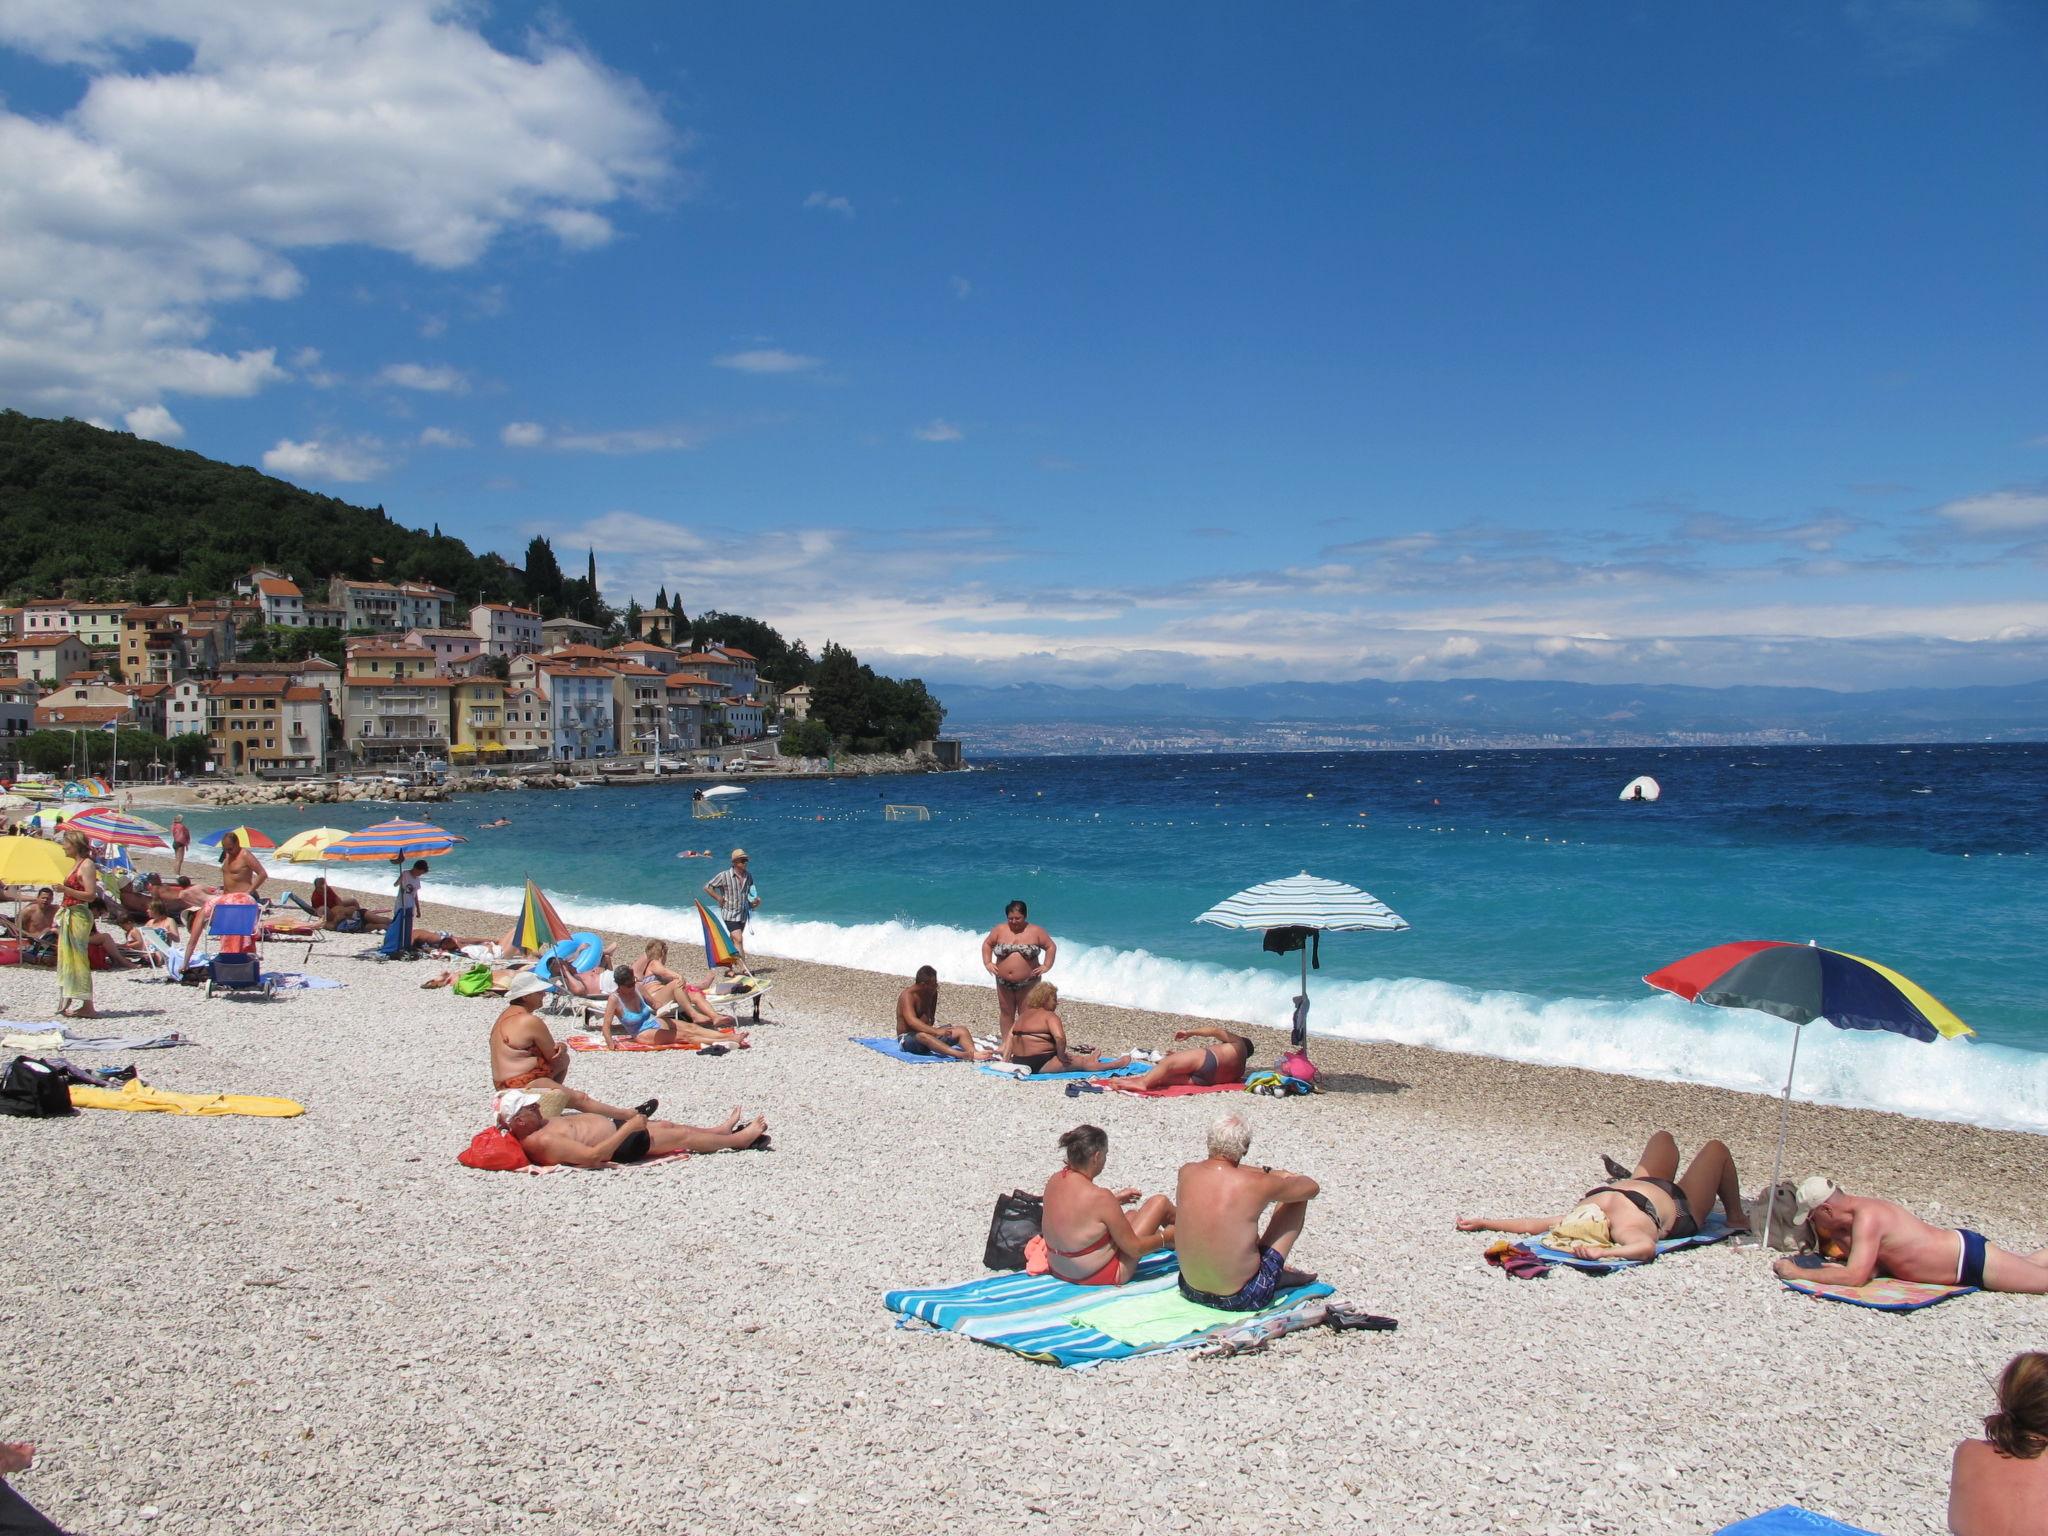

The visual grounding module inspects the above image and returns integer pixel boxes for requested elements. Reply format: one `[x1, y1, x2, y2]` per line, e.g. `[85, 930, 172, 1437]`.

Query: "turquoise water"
[182, 744, 2048, 1131]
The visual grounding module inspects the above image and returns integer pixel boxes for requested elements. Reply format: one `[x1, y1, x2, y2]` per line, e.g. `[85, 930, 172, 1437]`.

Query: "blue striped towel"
[1517, 1215, 1740, 1273]
[852, 1035, 961, 1065]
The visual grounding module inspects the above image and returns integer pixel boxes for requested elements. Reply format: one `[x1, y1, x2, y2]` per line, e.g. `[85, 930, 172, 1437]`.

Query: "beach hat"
[731, 847, 748, 860]
[494, 1089, 542, 1124]
[504, 971, 548, 1002]
[1793, 1176, 1838, 1225]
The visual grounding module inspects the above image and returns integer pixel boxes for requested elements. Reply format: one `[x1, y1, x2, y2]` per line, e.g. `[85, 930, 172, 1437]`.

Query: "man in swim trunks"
[494, 1089, 769, 1166]
[1126, 1025, 1254, 1092]
[489, 973, 645, 1118]
[16, 888, 55, 942]
[1174, 1111, 1320, 1311]
[896, 965, 988, 1059]
[1775, 1179, 2048, 1293]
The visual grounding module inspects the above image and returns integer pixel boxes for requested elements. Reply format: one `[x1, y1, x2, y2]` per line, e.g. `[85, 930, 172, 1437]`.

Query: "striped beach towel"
[976, 1060, 1150, 1083]
[1779, 1275, 1977, 1311]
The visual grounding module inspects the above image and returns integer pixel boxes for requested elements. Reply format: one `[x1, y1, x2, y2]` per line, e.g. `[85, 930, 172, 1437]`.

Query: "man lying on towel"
[1125, 1025, 1253, 1092]
[494, 1089, 769, 1166]
[489, 973, 643, 1119]
[1174, 1111, 1320, 1311]
[896, 965, 989, 1059]
[1775, 1178, 2048, 1294]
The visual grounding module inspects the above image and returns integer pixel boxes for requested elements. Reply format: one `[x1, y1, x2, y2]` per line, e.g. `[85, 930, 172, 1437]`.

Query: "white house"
[255, 577, 307, 627]
[469, 602, 541, 659]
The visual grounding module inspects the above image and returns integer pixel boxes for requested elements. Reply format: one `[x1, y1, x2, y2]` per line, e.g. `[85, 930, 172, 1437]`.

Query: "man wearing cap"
[1775, 1177, 2048, 1294]
[493, 1089, 769, 1167]
[489, 972, 643, 1123]
[702, 848, 759, 967]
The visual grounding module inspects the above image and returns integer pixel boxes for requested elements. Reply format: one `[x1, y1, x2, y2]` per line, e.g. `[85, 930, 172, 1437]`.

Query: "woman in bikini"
[982, 899, 1055, 1047]
[633, 940, 751, 1045]
[1454, 1131, 1747, 1262]
[599, 965, 741, 1052]
[1003, 983, 1132, 1076]
[1040, 1124, 1176, 1286]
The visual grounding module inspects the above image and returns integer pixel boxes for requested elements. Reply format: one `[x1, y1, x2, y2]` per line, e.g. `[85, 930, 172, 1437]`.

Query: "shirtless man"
[896, 965, 987, 1059]
[1174, 1111, 1320, 1311]
[488, 974, 645, 1118]
[494, 1089, 768, 1166]
[16, 889, 56, 942]
[218, 832, 266, 900]
[1127, 1025, 1253, 1092]
[1775, 1178, 2048, 1294]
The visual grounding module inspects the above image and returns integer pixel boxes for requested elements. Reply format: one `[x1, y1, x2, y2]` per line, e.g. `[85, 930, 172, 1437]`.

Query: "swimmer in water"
[481, 817, 511, 829]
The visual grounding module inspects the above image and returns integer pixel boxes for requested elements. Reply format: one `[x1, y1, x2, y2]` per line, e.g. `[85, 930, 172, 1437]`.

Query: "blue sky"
[2, 1, 2044, 690]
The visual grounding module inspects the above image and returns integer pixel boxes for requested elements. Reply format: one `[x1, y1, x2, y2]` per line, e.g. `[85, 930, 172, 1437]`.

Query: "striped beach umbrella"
[62, 778, 111, 799]
[1645, 940, 1973, 1246]
[64, 808, 168, 848]
[512, 879, 573, 952]
[320, 818, 465, 862]
[200, 825, 277, 850]
[1195, 871, 1410, 1051]
[695, 899, 745, 973]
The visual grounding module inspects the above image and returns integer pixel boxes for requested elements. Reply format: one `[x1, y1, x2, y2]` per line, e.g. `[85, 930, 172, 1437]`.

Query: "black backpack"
[0, 1055, 75, 1118]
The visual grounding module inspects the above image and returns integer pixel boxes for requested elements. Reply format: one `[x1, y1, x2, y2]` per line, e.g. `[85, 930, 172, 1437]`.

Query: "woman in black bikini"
[1454, 1131, 1747, 1263]
[1003, 983, 1132, 1076]
[982, 899, 1056, 1048]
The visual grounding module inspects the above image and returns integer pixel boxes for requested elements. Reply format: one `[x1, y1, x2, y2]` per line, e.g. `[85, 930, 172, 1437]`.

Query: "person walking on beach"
[381, 858, 427, 959]
[982, 899, 1055, 1046]
[703, 848, 759, 968]
[1040, 1124, 1176, 1286]
[1777, 1180, 2048, 1294]
[1174, 1111, 1319, 1310]
[1455, 1131, 1745, 1263]
[1949, 1352, 2048, 1535]
[170, 813, 189, 877]
[896, 965, 988, 1059]
[54, 830, 97, 1020]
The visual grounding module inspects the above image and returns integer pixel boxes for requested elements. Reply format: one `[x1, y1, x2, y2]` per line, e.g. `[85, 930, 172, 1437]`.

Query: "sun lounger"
[1779, 1275, 1977, 1311]
[203, 902, 273, 1001]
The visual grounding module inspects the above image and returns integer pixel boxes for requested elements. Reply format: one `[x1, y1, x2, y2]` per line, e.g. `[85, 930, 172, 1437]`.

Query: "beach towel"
[1779, 1275, 1978, 1311]
[66, 1079, 304, 1118]
[1068, 1278, 1334, 1347]
[977, 1060, 1150, 1083]
[59, 1028, 189, 1051]
[1103, 1080, 1244, 1098]
[562, 1033, 735, 1053]
[1513, 1215, 1741, 1274]
[1715, 1505, 1881, 1535]
[262, 973, 344, 991]
[884, 1254, 1330, 1369]
[853, 1035, 963, 1065]
[0, 1028, 64, 1051]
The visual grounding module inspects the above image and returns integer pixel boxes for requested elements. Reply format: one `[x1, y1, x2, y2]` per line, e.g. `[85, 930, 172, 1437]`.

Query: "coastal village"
[0, 570, 816, 778]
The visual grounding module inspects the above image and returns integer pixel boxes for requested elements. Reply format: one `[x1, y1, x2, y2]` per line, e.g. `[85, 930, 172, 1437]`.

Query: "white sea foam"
[414, 877, 2048, 1134]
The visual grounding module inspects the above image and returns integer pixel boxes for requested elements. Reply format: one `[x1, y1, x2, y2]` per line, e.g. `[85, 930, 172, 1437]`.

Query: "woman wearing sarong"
[56, 830, 98, 1019]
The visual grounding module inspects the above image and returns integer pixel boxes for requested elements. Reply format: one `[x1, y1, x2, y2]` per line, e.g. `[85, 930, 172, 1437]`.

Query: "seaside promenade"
[4, 862, 2043, 1534]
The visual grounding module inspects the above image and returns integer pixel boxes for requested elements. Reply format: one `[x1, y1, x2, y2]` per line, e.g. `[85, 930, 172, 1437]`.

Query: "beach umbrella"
[1645, 940, 1973, 1248]
[511, 879, 574, 953]
[62, 778, 111, 800]
[26, 805, 88, 831]
[1194, 871, 1410, 1051]
[694, 899, 747, 974]
[64, 808, 168, 848]
[0, 838, 74, 886]
[200, 825, 277, 850]
[320, 818, 466, 862]
[275, 827, 352, 863]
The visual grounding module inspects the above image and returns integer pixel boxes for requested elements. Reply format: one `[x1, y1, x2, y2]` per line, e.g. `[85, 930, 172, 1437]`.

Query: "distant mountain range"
[934, 677, 2048, 749]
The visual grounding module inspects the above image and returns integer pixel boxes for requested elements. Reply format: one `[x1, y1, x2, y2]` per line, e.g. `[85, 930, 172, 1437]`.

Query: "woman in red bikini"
[1040, 1124, 1176, 1286]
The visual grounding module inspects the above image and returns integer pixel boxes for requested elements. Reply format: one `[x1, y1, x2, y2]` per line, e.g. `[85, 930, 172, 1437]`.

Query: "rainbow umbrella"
[275, 827, 352, 863]
[320, 819, 465, 862]
[511, 879, 573, 953]
[26, 806, 84, 830]
[1645, 940, 1973, 1247]
[200, 825, 277, 850]
[62, 778, 111, 799]
[65, 808, 168, 848]
[695, 900, 746, 973]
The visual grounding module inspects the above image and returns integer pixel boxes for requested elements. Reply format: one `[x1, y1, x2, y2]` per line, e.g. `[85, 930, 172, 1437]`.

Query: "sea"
[177, 744, 2048, 1133]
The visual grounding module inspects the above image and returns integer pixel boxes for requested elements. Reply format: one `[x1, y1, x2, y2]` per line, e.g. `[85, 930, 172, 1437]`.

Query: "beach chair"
[202, 902, 274, 1001]
[134, 927, 189, 982]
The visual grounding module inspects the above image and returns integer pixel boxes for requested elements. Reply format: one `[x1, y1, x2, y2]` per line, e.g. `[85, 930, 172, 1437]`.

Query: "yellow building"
[450, 677, 507, 763]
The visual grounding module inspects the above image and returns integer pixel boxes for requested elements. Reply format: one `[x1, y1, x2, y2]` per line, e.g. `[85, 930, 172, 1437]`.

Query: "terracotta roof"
[537, 665, 616, 680]
[24, 599, 73, 610]
[347, 646, 436, 660]
[0, 637, 77, 650]
[205, 677, 290, 698]
[60, 669, 114, 683]
[666, 674, 719, 689]
[546, 644, 615, 661]
[34, 704, 130, 725]
[672, 652, 726, 665]
[121, 683, 172, 698]
[711, 645, 757, 660]
[282, 687, 327, 703]
[606, 662, 663, 677]
[256, 578, 303, 598]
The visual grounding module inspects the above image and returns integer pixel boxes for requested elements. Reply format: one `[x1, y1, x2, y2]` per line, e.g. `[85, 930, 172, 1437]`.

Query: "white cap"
[1793, 1176, 1838, 1225]
[494, 1089, 542, 1124]
[503, 971, 549, 1003]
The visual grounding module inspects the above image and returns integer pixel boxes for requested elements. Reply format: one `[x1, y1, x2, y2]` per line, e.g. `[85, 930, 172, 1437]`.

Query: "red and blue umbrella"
[321, 818, 465, 862]
[64, 808, 168, 848]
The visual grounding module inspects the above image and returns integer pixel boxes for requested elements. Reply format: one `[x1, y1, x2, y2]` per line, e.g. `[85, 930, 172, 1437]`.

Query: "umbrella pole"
[1294, 945, 1310, 1052]
[1762, 1019, 1806, 1252]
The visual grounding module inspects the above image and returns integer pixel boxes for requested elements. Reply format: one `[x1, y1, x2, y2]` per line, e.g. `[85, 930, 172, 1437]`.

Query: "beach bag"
[335, 914, 365, 933]
[0, 1055, 75, 1118]
[983, 1188, 1043, 1270]
[452, 964, 493, 998]
[457, 1127, 529, 1171]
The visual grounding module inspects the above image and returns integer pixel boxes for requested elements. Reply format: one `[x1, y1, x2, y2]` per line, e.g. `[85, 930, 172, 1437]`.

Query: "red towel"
[1102, 1081, 1246, 1098]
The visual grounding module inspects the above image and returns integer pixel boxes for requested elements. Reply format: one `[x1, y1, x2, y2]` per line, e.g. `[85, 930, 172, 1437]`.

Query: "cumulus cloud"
[500, 421, 547, 448]
[122, 403, 183, 442]
[376, 362, 469, 394]
[261, 435, 388, 482]
[712, 348, 821, 374]
[417, 426, 469, 448]
[0, 1, 676, 416]
[803, 190, 854, 218]
[912, 419, 964, 443]
[1932, 487, 2048, 537]
[499, 420, 712, 454]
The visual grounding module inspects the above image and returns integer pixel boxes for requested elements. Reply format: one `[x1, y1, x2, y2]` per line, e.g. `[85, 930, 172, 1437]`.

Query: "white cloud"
[376, 361, 468, 394]
[417, 426, 469, 448]
[949, 275, 972, 300]
[498, 420, 711, 453]
[122, 403, 183, 442]
[803, 190, 854, 218]
[1933, 488, 2048, 536]
[500, 421, 547, 448]
[712, 348, 821, 374]
[912, 419, 964, 443]
[261, 435, 388, 482]
[0, 1, 676, 416]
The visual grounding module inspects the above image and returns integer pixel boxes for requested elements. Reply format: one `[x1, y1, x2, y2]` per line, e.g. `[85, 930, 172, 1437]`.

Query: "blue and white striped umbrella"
[1193, 872, 1408, 933]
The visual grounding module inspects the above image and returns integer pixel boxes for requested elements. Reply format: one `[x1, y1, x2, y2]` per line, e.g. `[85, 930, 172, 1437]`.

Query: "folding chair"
[202, 902, 274, 1001]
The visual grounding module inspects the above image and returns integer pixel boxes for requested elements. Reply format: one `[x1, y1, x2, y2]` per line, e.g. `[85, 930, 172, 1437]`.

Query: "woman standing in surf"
[982, 899, 1055, 1048]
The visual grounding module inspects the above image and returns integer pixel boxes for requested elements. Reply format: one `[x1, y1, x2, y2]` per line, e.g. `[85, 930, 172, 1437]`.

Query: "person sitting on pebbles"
[1175, 1111, 1320, 1310]
[494, 1089, 769, 1166]
[896, 965, 988, 1059]
[1124, 1024, 1253, 1092]
[1002, 983, 1133, 1076]
[1455, 1131, 1747, 1263]
[1776, 1179, 2048, 1294]
[489, 973, 642, 1122]
[598, 964, 744, 1052]
[1041, 1124, 1176, 1286]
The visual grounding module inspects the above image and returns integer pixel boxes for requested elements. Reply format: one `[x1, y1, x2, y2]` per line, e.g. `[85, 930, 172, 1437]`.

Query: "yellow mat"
[67, 1079, 304, 1118]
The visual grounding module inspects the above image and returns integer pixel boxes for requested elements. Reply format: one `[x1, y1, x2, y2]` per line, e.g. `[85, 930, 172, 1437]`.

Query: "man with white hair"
[493, 1090, 770, 1167]
[1173, 1110, 1321, 1310]
[1776, 1177, 2048, 1294]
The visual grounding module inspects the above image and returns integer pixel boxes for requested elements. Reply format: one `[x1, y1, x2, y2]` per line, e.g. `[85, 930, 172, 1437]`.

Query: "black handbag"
[983, 1188, 1044, 1270]
[0, 1055, 75, 1118]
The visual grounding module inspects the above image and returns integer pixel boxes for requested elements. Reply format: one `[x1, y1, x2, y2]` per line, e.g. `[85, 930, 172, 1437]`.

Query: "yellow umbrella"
[0, 838, 76, 886]
[276, 827, 352, 863]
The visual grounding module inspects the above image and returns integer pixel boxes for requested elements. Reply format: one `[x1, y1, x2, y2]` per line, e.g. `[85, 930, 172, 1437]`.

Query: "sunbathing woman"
[1455, 1131, 1747, 1262]
[598, 965, 740, 1051]
[1004, 983, 1132, 1076]
[632, 939, 750, 1041]
[1041, 1124, 1176, 1286]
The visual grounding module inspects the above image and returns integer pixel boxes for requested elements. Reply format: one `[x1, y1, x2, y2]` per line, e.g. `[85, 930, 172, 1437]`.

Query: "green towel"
[1069, 1285, 1290, 1346]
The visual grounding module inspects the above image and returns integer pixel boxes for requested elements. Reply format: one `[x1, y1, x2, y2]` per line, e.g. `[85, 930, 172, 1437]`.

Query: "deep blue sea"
[181, 745, 2048, 1131]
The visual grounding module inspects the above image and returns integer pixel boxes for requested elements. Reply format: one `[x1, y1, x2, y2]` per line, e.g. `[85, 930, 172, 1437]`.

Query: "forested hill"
[0, 410, 518, 606]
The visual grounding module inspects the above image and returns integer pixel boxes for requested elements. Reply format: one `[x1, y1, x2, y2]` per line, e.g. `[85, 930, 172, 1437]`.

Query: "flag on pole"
[101, 720, 119, 733]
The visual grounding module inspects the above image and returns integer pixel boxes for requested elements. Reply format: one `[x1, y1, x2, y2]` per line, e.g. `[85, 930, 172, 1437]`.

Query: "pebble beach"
[5, 871, 2044, 1536]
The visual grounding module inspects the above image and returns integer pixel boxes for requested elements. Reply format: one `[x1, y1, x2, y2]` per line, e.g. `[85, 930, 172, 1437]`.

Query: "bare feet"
[1277, 1265, 1318, 1289]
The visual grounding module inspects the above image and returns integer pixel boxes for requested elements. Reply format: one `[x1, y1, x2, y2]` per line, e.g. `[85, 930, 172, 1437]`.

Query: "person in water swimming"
[1040, 1124, 1176, 1286]
[1455, 1131, 1747, 1262]
[982, 899, 1055, 1045]
[1003, 983, 1131, 1075]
